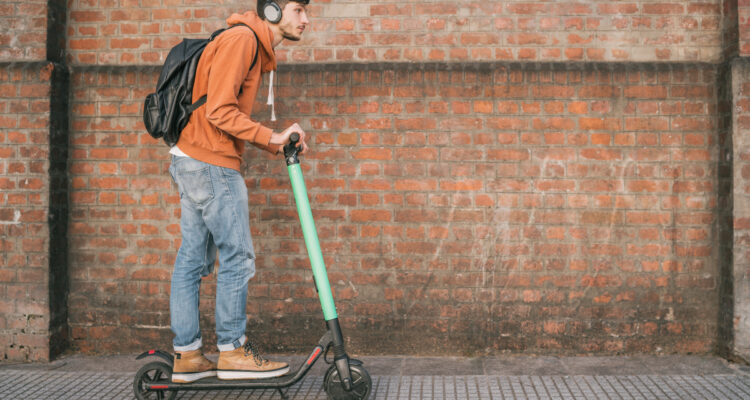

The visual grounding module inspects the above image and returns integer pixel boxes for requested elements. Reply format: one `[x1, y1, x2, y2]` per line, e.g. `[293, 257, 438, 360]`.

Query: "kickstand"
[277, 388, 289, 400]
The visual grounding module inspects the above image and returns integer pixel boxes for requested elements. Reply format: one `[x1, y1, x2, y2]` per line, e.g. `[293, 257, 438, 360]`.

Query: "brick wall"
[67, 67, 162, 353]
[0, 1, 48, 62]
[0, 63, 52, 361]
[740, 1, 750, 56]
[0, 0, 69, 363]
[66, 0, 727, 65]
[732, 59, 750, 359]
[68, 63, 720, 355]
[4, 0, 750, 361]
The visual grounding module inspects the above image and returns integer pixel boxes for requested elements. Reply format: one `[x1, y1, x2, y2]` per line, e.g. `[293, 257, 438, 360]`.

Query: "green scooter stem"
[285, 139, 338, 321]
[284, 134, 354, 392]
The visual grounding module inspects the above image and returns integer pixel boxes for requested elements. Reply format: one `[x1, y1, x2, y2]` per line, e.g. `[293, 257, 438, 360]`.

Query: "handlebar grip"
[284, 132, 302, 165]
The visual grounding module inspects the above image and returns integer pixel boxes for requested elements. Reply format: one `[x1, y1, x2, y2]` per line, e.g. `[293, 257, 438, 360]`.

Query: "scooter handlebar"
[284, 132, 301, 165]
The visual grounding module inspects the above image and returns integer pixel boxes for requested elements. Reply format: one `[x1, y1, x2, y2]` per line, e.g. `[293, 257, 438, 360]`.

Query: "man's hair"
[257, 0, 309, 20]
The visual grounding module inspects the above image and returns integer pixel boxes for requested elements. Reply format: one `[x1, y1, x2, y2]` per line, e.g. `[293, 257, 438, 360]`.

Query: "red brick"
[643, 3, 685, 14]
[109, 38, 149, 49]
[70, 11, 106, 22]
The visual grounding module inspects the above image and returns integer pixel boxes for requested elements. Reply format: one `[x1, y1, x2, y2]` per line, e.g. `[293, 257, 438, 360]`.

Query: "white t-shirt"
[169, 146, 190, 158]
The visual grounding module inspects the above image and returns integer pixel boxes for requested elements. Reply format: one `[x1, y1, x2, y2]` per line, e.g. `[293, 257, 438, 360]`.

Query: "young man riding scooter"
[167, 0, 310, 383]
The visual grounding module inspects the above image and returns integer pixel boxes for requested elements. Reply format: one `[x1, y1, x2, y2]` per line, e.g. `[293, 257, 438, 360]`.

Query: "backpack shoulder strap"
[190, 24, 261, 111]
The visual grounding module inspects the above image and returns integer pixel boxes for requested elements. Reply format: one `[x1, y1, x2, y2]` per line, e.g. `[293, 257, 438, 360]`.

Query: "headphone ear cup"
[263, 2, 282, 23]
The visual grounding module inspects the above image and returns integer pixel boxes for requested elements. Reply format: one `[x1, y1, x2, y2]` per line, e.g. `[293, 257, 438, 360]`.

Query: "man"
[167, 0, 310, 382]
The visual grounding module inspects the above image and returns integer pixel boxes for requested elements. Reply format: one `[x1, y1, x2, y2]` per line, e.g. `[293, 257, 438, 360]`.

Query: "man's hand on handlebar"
[270, 123, 308, 154]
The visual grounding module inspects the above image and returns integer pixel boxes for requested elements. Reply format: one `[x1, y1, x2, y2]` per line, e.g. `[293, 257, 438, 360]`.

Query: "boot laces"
[243, 339, 267, 367]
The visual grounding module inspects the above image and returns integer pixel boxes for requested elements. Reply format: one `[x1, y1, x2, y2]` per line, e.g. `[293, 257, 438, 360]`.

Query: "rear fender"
[136, 349, 173, 366]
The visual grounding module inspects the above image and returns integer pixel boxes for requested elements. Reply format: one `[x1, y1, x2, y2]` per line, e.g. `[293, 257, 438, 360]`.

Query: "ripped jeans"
[169, 155, 255, 352]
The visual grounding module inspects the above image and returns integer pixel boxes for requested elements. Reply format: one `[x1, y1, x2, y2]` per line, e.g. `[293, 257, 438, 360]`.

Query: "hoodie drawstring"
[267, 70, 276, 121]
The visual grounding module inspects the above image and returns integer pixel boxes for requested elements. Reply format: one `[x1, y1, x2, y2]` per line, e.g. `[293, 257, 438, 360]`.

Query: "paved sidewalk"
[1, 354, 749, 399]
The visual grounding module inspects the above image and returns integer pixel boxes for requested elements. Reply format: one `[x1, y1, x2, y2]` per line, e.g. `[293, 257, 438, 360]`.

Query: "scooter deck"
[154, 372, 298, 390]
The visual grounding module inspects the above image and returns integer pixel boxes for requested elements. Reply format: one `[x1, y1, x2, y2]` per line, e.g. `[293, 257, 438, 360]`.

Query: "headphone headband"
[262, 1, 282, 23]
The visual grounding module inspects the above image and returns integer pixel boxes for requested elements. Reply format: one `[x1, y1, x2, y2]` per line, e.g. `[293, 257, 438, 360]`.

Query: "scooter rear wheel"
[133, 361, 177, 400]
[323, 364, 372, 400]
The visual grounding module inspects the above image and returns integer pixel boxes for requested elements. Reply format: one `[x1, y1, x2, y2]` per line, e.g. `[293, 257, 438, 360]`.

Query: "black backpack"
[143, 24, 259, 146]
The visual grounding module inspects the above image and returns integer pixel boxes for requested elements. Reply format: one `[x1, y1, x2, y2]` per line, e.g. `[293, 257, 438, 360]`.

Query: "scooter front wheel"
[323, 364, 372, 400]
[133, 361, 177, 400]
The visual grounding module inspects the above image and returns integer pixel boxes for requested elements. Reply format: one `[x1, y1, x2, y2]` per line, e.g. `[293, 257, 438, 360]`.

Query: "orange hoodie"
[177, 11, 281, 171]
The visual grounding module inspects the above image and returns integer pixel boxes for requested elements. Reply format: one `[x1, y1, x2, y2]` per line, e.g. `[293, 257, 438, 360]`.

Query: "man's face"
[278, 2, 309, 41]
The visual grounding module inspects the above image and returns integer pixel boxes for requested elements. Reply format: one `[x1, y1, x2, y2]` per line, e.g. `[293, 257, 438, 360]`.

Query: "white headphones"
[263, 1, 282, 23]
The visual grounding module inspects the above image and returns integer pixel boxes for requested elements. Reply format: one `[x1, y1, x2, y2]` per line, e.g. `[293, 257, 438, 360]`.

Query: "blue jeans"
[169, 155, 255, 352]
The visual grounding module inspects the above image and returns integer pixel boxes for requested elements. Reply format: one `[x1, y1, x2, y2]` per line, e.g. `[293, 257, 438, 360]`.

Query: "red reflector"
[306, 347, 322, 365]
[151, 385, 169, 390]
[148, 349, 155, 354]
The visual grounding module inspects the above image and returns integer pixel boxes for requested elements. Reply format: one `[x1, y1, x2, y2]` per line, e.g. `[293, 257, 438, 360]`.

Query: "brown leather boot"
[172, 349, 217, 383]
[217, 341, 289, 380]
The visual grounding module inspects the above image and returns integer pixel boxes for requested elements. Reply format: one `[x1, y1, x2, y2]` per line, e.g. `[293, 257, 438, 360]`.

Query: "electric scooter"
[133, 133, 372, 400]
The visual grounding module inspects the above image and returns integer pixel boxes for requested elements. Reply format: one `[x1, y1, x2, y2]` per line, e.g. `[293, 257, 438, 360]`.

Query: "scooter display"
[133, 133, 371, 400]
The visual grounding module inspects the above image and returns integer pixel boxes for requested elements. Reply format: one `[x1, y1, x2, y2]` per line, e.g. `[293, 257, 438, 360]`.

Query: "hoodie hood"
[226, 11, 276, 73]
